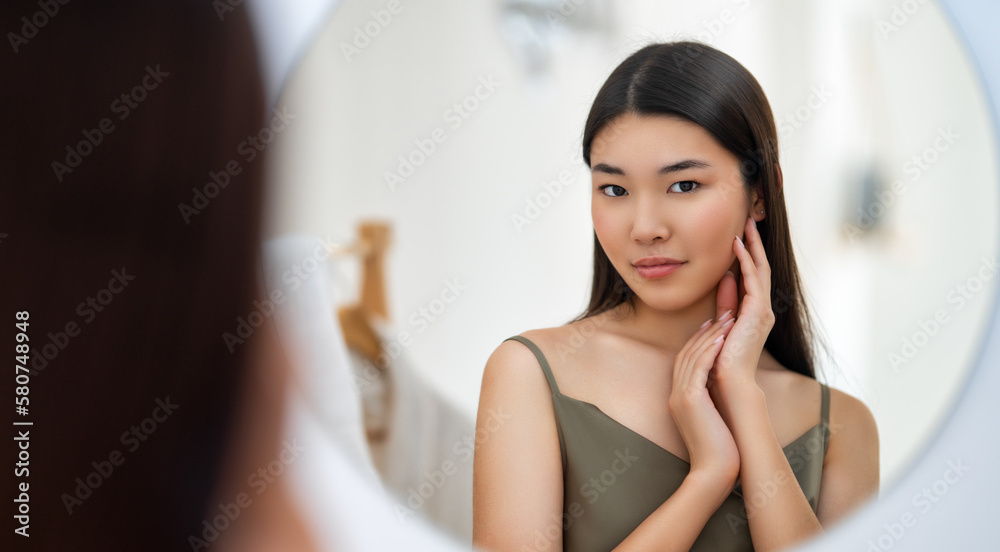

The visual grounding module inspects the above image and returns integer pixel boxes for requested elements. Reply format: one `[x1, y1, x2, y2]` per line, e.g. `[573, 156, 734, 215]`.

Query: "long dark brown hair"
[570, 41, 822, 379]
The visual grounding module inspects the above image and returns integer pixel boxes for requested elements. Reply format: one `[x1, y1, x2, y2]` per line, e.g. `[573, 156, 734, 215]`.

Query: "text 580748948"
[14, 310, 32, 538]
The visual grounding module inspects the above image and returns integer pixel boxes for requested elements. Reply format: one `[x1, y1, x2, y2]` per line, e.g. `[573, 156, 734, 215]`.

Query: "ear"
[750, 163, 781, 222]
[750, 179, 766, 223]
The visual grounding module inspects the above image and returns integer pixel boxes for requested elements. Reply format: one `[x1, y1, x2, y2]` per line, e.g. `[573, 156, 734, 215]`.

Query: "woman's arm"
[712, 383, 823, 551]
[472, 340, 566, 551]
[712, 381, 879, 551]
[610, 469, 737, 551]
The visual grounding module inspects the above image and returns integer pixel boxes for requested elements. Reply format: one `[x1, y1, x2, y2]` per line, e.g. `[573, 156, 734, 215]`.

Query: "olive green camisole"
[502, 335, 830, 552]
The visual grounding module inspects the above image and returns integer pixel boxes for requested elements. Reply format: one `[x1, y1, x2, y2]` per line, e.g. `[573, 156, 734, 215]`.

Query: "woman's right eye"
[598, 184, 627, 197]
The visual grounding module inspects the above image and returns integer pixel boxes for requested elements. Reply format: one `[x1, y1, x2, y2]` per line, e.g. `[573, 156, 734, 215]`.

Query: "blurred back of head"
[1, 1, 267, 549]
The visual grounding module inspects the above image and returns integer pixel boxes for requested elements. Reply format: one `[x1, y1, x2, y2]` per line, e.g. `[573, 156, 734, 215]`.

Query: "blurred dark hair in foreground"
[0, 1, 275, 549]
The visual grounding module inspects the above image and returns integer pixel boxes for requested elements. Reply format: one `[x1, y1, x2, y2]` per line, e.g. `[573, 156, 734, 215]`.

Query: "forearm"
[612, 470, 732, 552]
[725, 385, 823, 551]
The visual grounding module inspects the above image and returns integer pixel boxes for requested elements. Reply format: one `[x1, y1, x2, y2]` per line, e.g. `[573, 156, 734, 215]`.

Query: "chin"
[632, 276, 717, 311]
[632, 289, 697, 313]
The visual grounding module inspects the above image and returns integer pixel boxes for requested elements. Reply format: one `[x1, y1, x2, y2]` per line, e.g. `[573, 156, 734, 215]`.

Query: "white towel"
[282, 381, 473, 551]
[352, 320, 476, 543]
[262, 235, 378, 483]
[262, 234, 475, 546]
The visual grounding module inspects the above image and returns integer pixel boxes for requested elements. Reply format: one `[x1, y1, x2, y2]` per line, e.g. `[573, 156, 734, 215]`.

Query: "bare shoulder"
[479, 325, 585, 424]
[780, 369, 875, 434]
[816, 383, 880, 524]
[828, 385, 875, 419]
[826, 385, 879, 456]
[758, 359, 877, 453]
[479, 328, 563, 423]
[484, 328, 559, 382]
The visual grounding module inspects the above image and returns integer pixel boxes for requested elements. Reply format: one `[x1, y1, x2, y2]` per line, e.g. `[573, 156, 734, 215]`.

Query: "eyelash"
[597, 181, 700, 197]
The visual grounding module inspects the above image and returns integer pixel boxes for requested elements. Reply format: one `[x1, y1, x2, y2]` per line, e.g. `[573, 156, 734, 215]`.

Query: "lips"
[632, 257, 685, 279]
[633, 256, 684, 267]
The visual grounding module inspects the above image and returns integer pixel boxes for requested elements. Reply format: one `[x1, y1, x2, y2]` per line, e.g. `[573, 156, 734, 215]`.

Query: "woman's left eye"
[668, 181, 699, 193]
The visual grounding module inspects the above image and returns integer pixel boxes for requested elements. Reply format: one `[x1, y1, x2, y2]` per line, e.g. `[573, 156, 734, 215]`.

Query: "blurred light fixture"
[498, 0, 614, 76]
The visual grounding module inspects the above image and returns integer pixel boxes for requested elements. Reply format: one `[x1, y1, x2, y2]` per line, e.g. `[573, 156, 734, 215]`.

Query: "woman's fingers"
[680, 312, 731, 363]
[687, 330, 727, 389]
[693, 317, 733, 363]
[745, 216, 771, 290]
[733, 234, 761, 299]
[738, 216, 772, 292]
[675, 315, 733, 388]
[692, 317, 715, 340]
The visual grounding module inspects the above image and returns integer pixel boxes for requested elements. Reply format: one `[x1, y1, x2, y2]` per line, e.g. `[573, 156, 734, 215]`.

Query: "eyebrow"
[591, 159, 711, 176]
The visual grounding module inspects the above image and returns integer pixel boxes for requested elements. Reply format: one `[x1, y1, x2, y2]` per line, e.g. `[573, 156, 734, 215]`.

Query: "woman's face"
[590, 112, 760, 313]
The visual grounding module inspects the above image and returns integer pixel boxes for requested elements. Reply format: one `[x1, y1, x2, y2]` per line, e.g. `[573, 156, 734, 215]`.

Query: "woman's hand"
[710, 216, 775, 388]
[707, 216, 775, 426]
[669, 314, 740, 485]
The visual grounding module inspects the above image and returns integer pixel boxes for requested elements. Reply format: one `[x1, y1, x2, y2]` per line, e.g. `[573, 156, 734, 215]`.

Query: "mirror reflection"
[263, 0, 999, 548]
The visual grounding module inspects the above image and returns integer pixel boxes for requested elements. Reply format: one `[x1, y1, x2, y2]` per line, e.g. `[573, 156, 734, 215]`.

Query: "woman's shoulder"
[490, 319, 603, 374]
[779, 369, 878, 447]
[824, 384, 879, 453]
[508, 315, 620, 363]
[483, 327, 566, 396]
[496, 318, 605, 355]
[759, 357, 878, 445]
[478, 329, 566, 462]
[764, 370, 880, 516]
[779, 370, 876, 431]
[491, 326, 556, 357]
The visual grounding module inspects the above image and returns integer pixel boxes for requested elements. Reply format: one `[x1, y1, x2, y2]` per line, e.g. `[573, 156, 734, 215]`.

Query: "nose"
[630, 199, 670, 244]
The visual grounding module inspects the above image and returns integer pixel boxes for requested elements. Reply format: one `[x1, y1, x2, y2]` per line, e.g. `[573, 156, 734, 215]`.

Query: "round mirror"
[263, 0, 999, 546]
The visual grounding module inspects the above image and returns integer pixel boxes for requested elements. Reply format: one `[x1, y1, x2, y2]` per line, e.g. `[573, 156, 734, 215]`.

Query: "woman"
[472, 41, 879, 552]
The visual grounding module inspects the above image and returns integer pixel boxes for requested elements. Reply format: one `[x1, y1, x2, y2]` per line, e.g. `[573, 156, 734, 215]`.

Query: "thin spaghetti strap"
[820, 382, 831, 454]
[820, 382, 830, 427]
[503, 336, 561, 395]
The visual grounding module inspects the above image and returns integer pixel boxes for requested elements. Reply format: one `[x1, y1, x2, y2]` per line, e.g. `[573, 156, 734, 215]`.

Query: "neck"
[615, 273, 752, 356]
[606, 290, 779, 374]
[612, 291, 726, 355]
